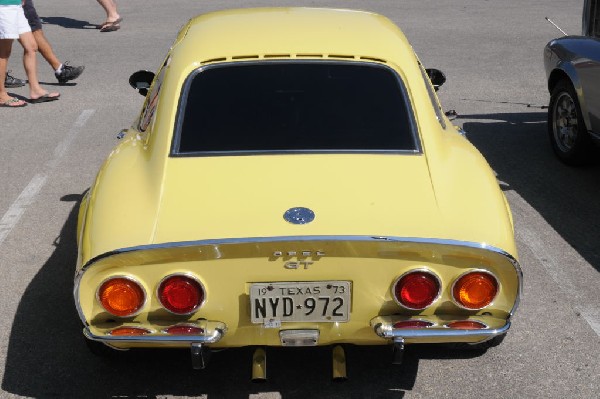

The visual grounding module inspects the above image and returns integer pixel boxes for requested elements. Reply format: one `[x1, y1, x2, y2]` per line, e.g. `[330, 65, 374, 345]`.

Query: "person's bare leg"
[0, 39, 24, 106]
[0, 39, 14, 103]
[18, 31, 58, 100]
[32, 29, 60, 71]
[18, 31, 41, 94]
[96, 0, 120, 24]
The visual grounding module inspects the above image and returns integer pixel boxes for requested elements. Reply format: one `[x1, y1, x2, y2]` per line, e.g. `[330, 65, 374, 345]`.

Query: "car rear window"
[173, 62, 418, 155]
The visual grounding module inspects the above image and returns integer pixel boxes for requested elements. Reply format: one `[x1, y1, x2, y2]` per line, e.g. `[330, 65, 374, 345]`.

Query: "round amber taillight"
[393, 271, 440, 310]
[453, 271, 498, 310]
[164, 325, 205, 335]
[158, 275, 204, 314]
[109, 326, 151, 336]
[393, 320, 434, 329]
[98, 277, 145, 317]
[446, 320, 487, 330]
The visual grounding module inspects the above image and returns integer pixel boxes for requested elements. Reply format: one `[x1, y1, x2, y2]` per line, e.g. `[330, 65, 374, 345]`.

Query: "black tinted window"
[175, 62, 417, 154]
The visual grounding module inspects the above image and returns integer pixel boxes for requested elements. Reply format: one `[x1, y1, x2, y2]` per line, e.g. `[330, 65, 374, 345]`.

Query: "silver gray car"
[544, 0, 600, 164]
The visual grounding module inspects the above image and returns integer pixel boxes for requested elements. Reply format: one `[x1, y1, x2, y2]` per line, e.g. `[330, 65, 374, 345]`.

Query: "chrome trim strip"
[172, 149, 422, 157]
[80, 235, 519, 269]
[74, 235, 522, 327]
[73, 271, 86, 328]
[374, 320, 511, 340]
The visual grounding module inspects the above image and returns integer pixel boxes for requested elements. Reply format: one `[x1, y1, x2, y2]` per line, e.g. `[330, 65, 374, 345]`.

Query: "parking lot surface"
[0, 1, 599, 398]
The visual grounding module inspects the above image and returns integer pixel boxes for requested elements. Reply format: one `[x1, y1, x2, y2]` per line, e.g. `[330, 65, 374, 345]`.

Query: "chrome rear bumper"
[371, 316, 511, 344]
[83, 320, 227, 345]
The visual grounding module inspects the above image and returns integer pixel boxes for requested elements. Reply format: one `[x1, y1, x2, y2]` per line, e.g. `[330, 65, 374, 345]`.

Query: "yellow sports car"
[74, 8, 522, 376]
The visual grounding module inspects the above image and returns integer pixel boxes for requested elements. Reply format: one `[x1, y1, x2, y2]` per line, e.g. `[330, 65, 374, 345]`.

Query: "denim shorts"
[0, 5, 31, 40]
[23, 0, 42, 32]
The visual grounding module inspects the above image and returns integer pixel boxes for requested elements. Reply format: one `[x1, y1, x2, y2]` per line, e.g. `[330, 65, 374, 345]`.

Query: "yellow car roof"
[173, 8, 417, 68]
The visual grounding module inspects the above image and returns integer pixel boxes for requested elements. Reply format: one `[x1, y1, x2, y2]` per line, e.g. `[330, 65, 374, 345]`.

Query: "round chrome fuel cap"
[283, 207, 315, 225]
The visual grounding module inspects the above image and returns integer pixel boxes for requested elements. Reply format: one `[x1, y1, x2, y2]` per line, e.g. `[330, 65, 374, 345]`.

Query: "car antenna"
[545, 17, 568, 36]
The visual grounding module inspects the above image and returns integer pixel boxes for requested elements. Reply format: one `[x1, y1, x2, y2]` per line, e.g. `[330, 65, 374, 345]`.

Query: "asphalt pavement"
[0, 1, 599, 398]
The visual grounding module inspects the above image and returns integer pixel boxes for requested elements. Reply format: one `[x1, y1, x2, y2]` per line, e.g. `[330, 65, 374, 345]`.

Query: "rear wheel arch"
[547, 69, 571, 93]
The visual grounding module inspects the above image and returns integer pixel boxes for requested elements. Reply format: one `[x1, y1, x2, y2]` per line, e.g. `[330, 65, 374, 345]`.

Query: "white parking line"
[0, 109, 95, 248]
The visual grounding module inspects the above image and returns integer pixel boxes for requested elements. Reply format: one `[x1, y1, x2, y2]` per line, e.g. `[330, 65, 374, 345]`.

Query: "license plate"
[250, 281, 351, 323]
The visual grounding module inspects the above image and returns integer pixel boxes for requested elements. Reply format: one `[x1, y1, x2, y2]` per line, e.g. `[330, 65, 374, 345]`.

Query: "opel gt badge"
[283, 207, 315, 225]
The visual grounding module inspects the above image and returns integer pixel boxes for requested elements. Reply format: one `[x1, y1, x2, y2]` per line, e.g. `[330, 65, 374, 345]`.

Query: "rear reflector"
[446, 320, 487, 330]
[393, 271, 440, 310]
[98, 277, 145, 317]
[393, 320, 434, 329]
[109, 326, 151, 336]
[158, 274, 204, 314]
[164, 325, 205, 335]
[453, 271, 498, 309]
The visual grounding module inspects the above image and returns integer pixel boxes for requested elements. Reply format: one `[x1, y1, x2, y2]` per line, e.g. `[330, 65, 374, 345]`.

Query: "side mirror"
[425, 68, 446, 91]
[129, 70, 155, 96]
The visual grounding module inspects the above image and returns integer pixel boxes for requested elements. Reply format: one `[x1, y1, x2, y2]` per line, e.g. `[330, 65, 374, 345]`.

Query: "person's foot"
[29, 92, 60, 103]
[4, 71, 26, 88]
[55, 63, 85, 84]
[99, 17, 122, 32]
[0, 97, 27, 107]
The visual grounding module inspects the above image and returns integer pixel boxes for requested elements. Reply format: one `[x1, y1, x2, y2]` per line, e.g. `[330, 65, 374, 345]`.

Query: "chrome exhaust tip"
[252, 347, 267, 382]
[332, 345, 347, 381]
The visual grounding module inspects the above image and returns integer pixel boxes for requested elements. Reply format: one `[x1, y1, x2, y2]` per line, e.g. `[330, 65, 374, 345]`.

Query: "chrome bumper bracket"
[191, 342, 211, 370]
[392, 337, 405, 365]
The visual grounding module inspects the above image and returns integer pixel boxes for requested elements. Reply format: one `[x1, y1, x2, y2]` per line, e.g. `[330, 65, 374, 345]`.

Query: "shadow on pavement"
[2, 195, 489, 398]
[41, 82, 77, 87]
[461, 111, 600, 272]
[41, 16, 98, 30]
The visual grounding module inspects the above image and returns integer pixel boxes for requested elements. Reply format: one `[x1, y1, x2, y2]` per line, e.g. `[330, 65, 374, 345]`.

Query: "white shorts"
[0, 5, 31, 40]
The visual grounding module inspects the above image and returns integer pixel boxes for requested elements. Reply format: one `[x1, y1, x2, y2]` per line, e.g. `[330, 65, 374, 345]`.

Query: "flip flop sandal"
[98, 17, 122, 28]
[0, 97, 27, 107]
[30, 93, 60, 103]
[100, 17, 122, 32]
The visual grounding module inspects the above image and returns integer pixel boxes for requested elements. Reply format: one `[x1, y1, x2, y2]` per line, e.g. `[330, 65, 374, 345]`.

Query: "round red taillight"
[164, 325, 205, 335]
[393, 320, 434, 329]
[158, 275, 204, 314]
[453, 271, 498, 310]
[98, 277, 145, 317]
[109, 326, 151, 336]
[446, 320, 487, 330]
[393, 271, 440, 310]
